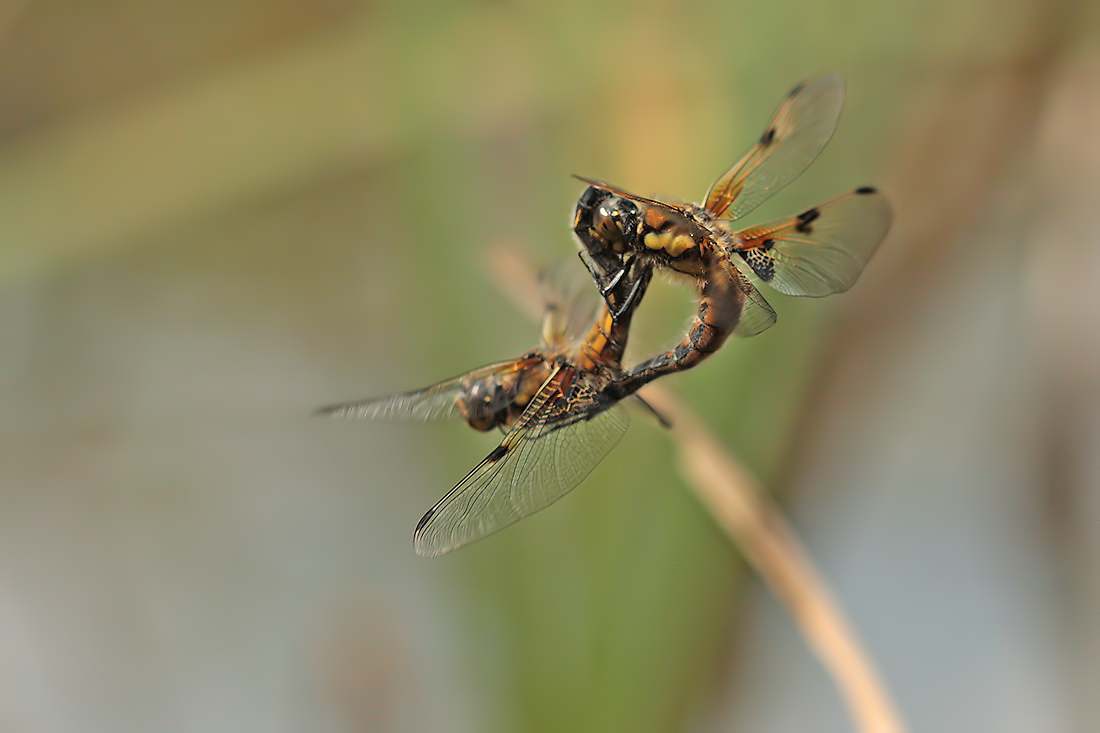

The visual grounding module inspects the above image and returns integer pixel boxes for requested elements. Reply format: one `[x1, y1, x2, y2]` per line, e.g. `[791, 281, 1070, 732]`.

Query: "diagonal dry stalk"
[487, 245, 907, 733]
[638, 386, 906, 733]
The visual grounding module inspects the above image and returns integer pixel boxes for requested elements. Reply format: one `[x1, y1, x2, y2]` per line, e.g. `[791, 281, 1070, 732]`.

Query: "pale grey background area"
[3, 2, 1098, 731]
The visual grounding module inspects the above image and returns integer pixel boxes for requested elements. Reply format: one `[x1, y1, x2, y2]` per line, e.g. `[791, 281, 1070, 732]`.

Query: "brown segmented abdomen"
[605, 249, 742, 401]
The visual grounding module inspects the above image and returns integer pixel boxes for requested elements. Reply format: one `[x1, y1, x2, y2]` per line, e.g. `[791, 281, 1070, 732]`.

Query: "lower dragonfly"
[318, 257, 656, 557]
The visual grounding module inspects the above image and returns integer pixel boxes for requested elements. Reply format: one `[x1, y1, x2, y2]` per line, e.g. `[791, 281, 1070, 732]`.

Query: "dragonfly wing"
[730, 269, 779, 337]
[316, 360, 533, 422]
[572, 175, 694, 215]
[704, 75, 846, 221]
[733, 187, 892, 297]
[413, 367, 629, 557]
[537, 257, 604, 346]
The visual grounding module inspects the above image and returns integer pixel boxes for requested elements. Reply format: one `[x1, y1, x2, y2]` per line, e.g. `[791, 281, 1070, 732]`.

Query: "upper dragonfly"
[572, 74, 892, 399]
[318, 257, 655, 557]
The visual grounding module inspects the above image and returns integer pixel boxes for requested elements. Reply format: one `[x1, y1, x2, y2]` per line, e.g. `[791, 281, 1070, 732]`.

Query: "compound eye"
[593, 203, 625, 239]
[578, 185, 605, 208]
[616, 199, 639, 225]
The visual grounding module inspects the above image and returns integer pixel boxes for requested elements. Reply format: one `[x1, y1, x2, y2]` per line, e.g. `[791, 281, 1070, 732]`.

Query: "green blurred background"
[3, 0, 1098, 731]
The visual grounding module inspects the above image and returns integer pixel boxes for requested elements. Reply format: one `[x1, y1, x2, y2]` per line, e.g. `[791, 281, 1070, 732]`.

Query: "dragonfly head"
[574, 185, 639, 256]
[459, 379, 514, 432]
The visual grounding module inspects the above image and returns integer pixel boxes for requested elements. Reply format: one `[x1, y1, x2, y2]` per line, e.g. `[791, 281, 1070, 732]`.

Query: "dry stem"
[639, 386, 906, 733]
[487, 245, 907, 733]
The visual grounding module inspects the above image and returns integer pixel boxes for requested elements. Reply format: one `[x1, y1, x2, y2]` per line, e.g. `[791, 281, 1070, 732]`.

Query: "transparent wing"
[316, 360, 533, 422]
[537, 257, 603, 346]
[572, 175, 694, 216]
[413, 367, 629, 557]
[704, 75, 846, 221]
[733, 187, 892, 297]
[730, 268, 779, 337]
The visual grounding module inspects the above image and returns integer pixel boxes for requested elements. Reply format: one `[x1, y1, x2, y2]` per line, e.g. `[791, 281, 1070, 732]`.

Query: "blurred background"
[2, 0, 1098, 731]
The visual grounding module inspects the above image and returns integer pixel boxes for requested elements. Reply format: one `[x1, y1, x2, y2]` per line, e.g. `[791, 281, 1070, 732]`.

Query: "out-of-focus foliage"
[1, 1, 1097, 731]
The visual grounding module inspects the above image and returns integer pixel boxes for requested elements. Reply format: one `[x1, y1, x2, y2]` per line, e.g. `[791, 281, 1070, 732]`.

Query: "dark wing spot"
[760, 237, 775, 251]
[797, 208, 820, 225]
[795, 207, 820, 233]
[855, 186, 877, 195]
[788, 81, 806, 97]
[486, 444, 509, 463]
[414, 507, 435, 534]
[739, 248, 776, 282]
[759, 127, 777, 146]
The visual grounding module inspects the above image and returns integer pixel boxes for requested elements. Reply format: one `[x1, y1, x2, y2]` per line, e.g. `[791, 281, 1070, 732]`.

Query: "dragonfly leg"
[598, 266, 626, 297]
[577, 250, 632, 317]
[577, 250, 622, 296]
[611, 263, 647, 321]
[631, 394, 672, 429]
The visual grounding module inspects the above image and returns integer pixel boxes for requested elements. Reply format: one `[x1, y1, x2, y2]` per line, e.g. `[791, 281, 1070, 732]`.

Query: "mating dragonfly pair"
[320, 75, 892, 556]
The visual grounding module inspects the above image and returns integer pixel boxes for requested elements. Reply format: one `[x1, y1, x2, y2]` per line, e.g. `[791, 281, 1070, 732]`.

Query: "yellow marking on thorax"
[643, 231, 695, 257]
[641, 207, 697, 257]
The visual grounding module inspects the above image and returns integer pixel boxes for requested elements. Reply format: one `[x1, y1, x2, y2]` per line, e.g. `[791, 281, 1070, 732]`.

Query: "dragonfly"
[573, 74, 893, 399]
[317, 259, 658, 557]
